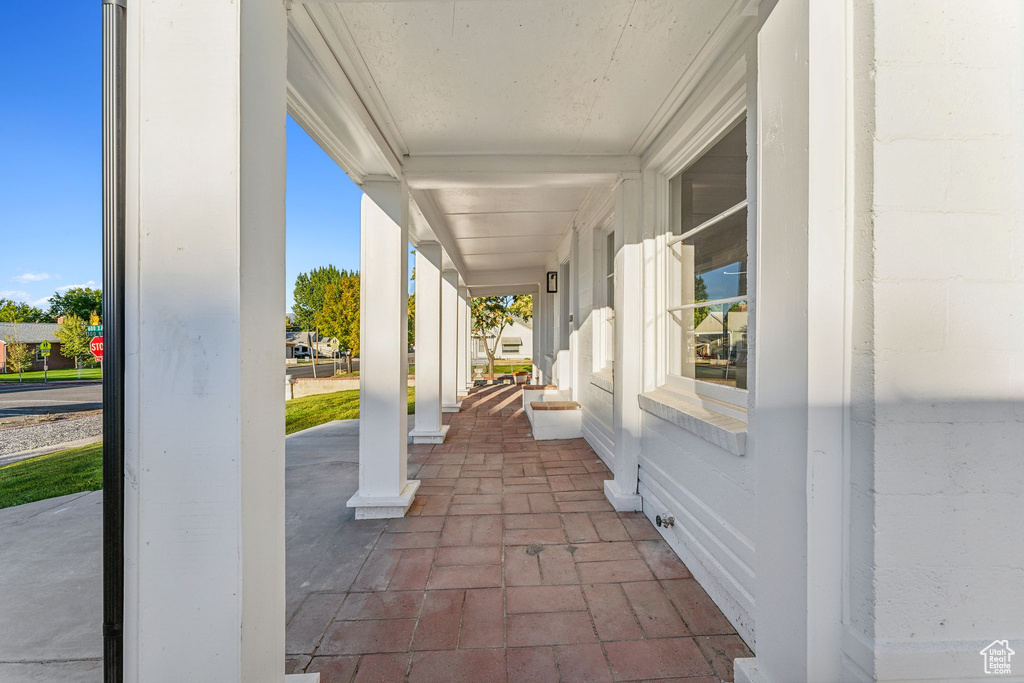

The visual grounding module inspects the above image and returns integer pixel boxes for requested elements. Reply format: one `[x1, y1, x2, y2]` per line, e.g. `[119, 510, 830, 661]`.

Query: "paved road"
[285, 353, 414, 380]
[0, 382, 103, 418]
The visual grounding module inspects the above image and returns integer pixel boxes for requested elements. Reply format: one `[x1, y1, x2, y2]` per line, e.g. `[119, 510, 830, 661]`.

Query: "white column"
[605, 178, 643, 512]
[347, 182, 419, 518]
[735, 1, 847, 681]
[441, 269, 461, 412]
[123, 1, 287, 680]
[456, 283, 470, 398]
[410, 244, 447, 443]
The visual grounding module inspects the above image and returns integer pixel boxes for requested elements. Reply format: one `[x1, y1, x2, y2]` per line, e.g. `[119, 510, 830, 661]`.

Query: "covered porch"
[286, 383, 750, 681]
[113, 0, 1024, 681]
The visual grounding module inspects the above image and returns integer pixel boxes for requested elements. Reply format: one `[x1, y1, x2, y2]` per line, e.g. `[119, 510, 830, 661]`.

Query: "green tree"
[55, 315, 93, 370]
[407, 292, 416, 347]
[3, 322, 34, 381]
[48, 287, 102, 321]
[315, 273, 361, 358]
[471, 295, 533, 379]
[292, 266, 348, 331]
[693, 276, 710, 327]
[0, 299, 52, 323]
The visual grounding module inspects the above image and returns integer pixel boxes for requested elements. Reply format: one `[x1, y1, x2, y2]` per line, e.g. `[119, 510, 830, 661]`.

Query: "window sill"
[638, 388, 746, 456]
[590, 369, 614, 393]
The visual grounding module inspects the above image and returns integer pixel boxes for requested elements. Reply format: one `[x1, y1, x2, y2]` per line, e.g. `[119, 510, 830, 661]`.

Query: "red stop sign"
[90, 336, 104, 360]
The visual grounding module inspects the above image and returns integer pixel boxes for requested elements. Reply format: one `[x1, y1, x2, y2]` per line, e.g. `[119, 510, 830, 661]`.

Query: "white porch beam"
[441, 270, 461, 412]
[348, 183, 420, 519]
[408, 188, 470, 279]
[403, 154, 641, 190]
[123, 1, 287, 680]
[464, 268, 547, 290]
[457, 284, 470, 398]
[605, 179, 644, 512]
[409, 244, 447, 444]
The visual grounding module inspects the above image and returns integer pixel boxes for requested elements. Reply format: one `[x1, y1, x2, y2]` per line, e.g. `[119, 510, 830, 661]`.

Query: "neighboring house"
[473, 316, 533, 362]
[0, 323, 75, 372]
[285, 330, 339, 359]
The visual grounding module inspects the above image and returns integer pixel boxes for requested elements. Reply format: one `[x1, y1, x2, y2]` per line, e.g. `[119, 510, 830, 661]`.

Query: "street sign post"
[91, 336, 104, 361]
[40, 340, 51, 383]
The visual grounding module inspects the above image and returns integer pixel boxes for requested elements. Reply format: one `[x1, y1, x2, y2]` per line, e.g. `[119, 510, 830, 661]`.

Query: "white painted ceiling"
[290, 0, 744, 289]
[324, 0, 732, 156]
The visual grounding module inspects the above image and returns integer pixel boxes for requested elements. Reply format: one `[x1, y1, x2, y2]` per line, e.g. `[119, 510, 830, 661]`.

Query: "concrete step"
[527, 398, 583, 440]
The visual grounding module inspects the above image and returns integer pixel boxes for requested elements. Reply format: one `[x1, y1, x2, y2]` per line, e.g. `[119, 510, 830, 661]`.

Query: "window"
[501, 337, 522, 355]
[667, 116, 748, 393]
[600, 224, 616, 370]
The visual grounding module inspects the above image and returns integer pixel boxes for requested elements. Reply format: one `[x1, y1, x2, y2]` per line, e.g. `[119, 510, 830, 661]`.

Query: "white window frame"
[648, 40, 755, 415]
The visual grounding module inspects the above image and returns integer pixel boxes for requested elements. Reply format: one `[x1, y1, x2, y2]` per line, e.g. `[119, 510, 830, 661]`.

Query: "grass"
[286, 387, 414, 435]
[0, 388, 415, 509]
[474, 360, 533, 376]
[0, 442, 103, 510]
[0, 367, 102, 383]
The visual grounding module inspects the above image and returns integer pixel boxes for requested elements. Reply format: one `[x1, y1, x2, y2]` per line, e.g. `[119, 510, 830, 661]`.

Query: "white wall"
[850, 1, 1024, 680]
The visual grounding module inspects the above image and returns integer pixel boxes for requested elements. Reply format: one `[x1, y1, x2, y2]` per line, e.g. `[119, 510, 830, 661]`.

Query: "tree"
[48, 287, 102, 321]
[692, 276, 710, 327]
[292, 266, 351, 331]
[407, 292, 416, 347]
[55, 315, 93, 370]
[3, 322, 34, 381]
[0, 299, 52, 323]
[315, 273, 361, 358]
[471, 295, 533, 379]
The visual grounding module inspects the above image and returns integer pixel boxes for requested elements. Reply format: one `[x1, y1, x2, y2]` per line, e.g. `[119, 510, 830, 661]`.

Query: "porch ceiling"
[288, 0, 755, 290]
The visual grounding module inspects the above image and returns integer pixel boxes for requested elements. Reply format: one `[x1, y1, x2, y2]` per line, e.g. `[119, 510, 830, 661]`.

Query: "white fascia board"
[287, 6, 403, 179]
[403, 155, 641, 190]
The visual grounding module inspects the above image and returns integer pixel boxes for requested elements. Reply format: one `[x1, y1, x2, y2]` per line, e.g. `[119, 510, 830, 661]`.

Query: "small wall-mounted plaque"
[546, 271, 558, 293]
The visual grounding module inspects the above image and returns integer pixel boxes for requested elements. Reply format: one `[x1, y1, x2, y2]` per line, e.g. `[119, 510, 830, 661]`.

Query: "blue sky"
[1, 2, 389, 316]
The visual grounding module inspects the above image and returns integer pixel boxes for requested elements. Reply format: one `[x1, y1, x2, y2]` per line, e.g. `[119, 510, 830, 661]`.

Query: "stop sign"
[90, 336, 104, 360]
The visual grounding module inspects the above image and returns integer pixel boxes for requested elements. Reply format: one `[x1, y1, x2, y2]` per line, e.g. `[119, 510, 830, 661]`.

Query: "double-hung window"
[667, 115, 749, 395]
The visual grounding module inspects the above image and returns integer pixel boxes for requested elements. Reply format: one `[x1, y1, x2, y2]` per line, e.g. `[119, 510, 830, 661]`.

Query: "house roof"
[0, 323, 60, 344]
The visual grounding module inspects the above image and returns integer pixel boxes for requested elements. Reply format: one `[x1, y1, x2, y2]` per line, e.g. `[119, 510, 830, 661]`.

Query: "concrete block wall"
[850, 1, 1024, 679]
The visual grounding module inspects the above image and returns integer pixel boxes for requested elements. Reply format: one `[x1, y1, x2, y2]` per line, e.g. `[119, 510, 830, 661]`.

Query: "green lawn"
[0, 442, 103, 509]
[0, 389, 414, 509]
[286, 387, 414, 435]
[474, 360, 533, 376]
[0, 367, 102, 383]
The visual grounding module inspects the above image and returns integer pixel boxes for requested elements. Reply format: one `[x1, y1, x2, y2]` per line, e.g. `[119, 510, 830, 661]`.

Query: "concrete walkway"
[0, 416, 412, 683]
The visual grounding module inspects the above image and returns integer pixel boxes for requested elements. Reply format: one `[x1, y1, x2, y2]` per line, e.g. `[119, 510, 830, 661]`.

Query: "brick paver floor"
[286, 383, 752, 682]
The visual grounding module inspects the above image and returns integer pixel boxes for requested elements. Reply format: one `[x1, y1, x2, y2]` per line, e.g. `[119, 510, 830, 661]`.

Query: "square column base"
[442, 401, 462, 413]
[604, 479, 642, 512]
[347, 480, 421, 519]
[285, 674, 320, 682]
[409, 425, 450, 444]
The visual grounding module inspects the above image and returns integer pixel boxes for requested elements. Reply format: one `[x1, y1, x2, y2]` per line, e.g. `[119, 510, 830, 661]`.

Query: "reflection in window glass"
[669, 116, 748, 391]
[674, 301, 748, 389]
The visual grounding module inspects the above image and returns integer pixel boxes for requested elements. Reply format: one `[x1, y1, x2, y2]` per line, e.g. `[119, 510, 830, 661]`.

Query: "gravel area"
[0, 414, 102, 458]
